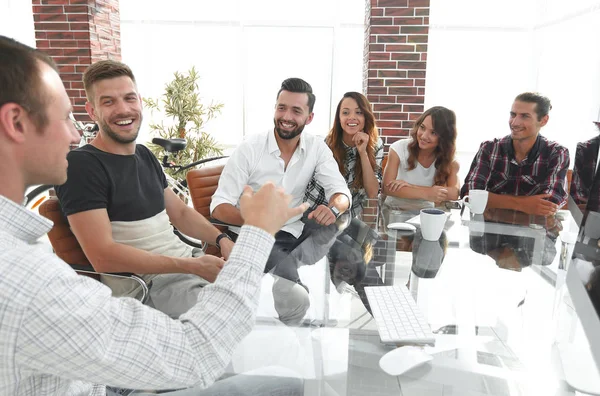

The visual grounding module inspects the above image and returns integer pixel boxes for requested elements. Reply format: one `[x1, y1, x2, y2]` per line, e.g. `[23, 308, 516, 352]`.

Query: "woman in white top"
[383, 106, 460, 203]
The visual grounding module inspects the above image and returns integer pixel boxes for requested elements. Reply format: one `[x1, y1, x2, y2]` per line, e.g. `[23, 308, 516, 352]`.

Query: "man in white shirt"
[0, 35, 304, 396]
[211, 78, 351, 325]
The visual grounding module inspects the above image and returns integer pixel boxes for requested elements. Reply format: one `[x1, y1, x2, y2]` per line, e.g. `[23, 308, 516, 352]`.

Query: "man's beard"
[274, 118, 305, 140]
[98, 115, 141, 144]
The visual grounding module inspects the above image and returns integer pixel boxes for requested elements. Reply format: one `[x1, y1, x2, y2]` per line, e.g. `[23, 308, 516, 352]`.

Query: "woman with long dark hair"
[383, 106, 460, 203]
[305, 92, 384, 217]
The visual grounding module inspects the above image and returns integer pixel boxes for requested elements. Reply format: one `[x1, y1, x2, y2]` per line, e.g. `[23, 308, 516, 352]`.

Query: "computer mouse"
[387, 222, 417, 232]
[379, 346, 433, 376]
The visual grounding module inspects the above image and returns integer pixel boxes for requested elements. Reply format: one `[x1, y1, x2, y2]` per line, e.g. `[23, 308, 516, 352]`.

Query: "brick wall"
[363, 0, 430, 148]
[32, 0, 121, 122]
[362, 0, 431, 266]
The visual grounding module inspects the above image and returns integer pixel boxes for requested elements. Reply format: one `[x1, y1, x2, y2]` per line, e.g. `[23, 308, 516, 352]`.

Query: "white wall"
[426, 0, 600, 180]
[119, 0, 365, 148]
[533, 1, 600, 159]
[0, 0, 35, 46]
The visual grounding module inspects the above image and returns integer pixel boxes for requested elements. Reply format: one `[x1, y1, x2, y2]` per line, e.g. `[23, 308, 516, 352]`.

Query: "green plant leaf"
[144, 67, 224, 179]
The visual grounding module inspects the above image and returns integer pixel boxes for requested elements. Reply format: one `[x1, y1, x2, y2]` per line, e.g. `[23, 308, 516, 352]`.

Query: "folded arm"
[383, 150, 460, 202]
[486, 148, 569, 216]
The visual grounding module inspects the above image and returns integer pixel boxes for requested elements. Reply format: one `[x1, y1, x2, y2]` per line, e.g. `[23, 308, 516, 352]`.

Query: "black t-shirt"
[55, 144, 168, 221]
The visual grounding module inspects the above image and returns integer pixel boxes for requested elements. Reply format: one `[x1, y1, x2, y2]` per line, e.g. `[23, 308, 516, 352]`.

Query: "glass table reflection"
[225, 200, 580, 396]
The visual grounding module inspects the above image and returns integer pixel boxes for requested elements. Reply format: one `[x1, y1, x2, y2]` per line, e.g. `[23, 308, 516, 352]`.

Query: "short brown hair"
[83, 60, 136, 103]
[0, 35, 58, 129]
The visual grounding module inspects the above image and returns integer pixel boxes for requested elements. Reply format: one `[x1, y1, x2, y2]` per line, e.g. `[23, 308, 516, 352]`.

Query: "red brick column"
[362, 0, 430, 265]
[364, 0, 430, 147]
[32, 0, 121, 122]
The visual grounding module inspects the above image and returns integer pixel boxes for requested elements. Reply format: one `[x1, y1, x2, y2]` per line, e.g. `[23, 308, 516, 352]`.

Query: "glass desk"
[225, 201, 587, 396]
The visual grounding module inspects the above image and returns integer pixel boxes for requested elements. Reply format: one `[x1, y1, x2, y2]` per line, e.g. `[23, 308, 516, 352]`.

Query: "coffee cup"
[420, 208, 447, 241]
[462, 189, 489, 215]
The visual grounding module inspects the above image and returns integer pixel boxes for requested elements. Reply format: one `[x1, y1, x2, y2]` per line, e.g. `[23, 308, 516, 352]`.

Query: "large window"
[0, 0, 35, 46]
[120, 0, 365, 148]
[426, 0, 600, 179]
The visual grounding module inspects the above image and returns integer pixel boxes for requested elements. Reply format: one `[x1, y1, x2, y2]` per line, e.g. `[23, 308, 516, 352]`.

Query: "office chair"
[39, 196, 149, 302]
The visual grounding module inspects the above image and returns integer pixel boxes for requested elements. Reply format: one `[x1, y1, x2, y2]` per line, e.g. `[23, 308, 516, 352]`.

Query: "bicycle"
[24, 122, 228, 213]
[150, 137, 228, 205]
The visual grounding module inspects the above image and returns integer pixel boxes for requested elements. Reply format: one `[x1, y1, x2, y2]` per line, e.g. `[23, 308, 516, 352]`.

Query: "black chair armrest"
[208, 217, 239, 228]
[69, 264, 149, 303]
[69, 264, 136, 278]
[173, 219, 239, 254]
[173, 229, 205, 249]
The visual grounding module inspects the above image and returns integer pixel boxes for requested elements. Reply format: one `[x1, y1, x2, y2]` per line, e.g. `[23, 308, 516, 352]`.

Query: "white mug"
[420, 208, 447, 241]
[462, 189, 489, 215]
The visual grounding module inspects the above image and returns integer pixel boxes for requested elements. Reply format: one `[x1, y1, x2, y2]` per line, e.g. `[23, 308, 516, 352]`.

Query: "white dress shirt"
[0, 195, 274, 396]
[210, 130, 351, 238]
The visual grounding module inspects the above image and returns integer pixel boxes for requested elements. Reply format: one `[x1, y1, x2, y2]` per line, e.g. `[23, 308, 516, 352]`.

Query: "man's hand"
[308, 204, 337, 226]
[240, 183, 309, 235]
[183, 255, 225, 283]
[386, 179, 410, 192]
[521, 193, 558, 216]
[219, 238, 234, 261]
[427, 186, 448, 203]
[353, 131, 370, 154]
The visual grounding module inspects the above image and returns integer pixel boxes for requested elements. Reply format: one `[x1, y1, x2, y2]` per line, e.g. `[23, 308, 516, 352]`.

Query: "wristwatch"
[215, 232, 232, 250]
[329, 206, 341, 219]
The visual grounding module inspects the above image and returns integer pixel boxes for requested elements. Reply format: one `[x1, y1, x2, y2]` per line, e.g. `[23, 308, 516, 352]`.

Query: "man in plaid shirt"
[570, 122, 600, 212]
[462, 92, 569, 269]
[461, 92, 570, 216]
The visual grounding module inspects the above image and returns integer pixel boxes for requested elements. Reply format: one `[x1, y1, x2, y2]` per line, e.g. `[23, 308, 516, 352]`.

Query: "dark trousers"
[264, 217, 344, 282]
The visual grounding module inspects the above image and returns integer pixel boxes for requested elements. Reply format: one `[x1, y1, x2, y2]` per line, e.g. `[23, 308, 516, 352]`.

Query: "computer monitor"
[562, 131, 600, 393]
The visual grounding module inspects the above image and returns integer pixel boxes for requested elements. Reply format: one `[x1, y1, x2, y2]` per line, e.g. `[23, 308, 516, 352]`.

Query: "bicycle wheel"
[24, 184, 53, 212]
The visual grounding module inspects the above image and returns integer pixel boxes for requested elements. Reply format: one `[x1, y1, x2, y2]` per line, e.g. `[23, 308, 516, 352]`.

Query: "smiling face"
[339, 97, 365, 138]
[273, 90, 314, 140]
[509, 100, 547, 142]
[416, 115, 439, 152]
[85, 76, 143, 144]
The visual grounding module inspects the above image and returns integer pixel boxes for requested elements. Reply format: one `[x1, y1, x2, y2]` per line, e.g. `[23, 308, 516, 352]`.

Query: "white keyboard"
[365, 285, 435, 346]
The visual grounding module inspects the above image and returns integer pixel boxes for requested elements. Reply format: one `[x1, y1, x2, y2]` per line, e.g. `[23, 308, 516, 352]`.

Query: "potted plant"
[144, 66, 223, 179]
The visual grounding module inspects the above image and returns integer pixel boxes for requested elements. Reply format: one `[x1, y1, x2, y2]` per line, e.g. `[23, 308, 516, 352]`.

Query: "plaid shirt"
[570, 136, 600, 210]
[304, 138, 384, 217]
[461, 135, 570, 207]
[0, 195, 274, 396]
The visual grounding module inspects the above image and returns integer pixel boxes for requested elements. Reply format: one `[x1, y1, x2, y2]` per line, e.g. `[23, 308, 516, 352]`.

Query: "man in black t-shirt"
[55, 60, 234, 318]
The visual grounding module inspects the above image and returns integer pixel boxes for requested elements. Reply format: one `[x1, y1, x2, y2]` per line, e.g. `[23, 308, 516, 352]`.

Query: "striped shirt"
[461, 135, 570, 207]
[0, 195, 274, 396]
[304, 138, 384, 218]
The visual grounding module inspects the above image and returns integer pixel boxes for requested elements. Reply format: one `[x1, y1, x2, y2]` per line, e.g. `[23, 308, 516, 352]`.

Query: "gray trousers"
[106, 368, 304, 396]
[266, 220, 342, 326]
[146, 273, 208, 319]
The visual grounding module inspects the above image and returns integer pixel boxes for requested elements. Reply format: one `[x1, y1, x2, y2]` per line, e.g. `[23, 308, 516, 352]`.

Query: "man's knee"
[148, 273, 205, 318]
[272, 278, 310, 325]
